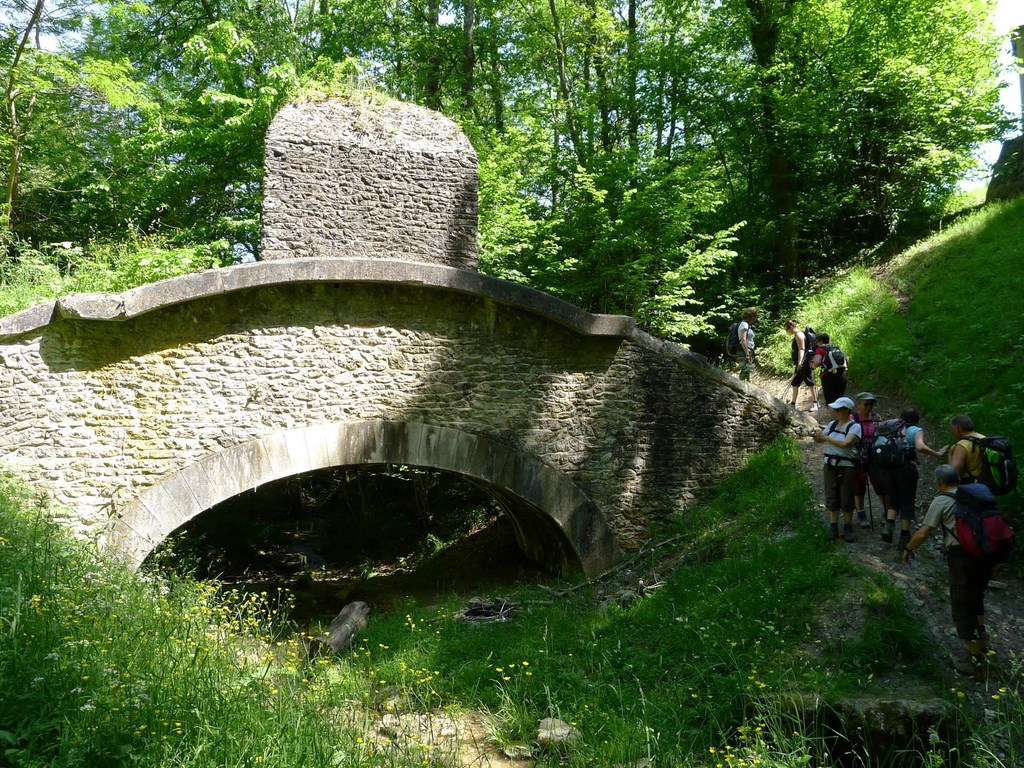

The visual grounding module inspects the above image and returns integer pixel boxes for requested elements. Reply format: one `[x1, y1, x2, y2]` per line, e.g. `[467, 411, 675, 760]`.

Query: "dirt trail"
[751, 371, 1023, 704]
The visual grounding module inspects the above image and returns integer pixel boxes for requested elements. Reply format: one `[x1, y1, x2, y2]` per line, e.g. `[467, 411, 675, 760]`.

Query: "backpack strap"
[959, 436, 985, 481]
[940, 491, 960, 543]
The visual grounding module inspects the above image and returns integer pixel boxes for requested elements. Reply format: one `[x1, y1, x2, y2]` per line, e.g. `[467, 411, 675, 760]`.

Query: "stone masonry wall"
[261, 98, 478, 269]
[0, 278, 791, 552]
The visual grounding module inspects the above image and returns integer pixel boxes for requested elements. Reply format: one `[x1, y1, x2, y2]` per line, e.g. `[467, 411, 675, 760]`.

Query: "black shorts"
[790, 362, 814, 387]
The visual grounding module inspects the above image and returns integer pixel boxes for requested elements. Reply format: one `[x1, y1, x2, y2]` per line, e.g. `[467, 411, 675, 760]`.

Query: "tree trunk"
[489, 46, 504, 131]
[461, 0, 475, 111]
[424, 0, 442, 110]
[3, 0, 45, 240]
[547, 0, 584, 164]
[308, 601, 370, 656]
[626, 0, 638, 153]
[746, 0, 799, 279]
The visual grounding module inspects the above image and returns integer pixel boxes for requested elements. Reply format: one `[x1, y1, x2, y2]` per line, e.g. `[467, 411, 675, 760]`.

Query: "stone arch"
[106, 420, 622, 577]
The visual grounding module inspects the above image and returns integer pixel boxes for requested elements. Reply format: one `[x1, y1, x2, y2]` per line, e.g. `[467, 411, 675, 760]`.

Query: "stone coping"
[0, 258, 635, 340]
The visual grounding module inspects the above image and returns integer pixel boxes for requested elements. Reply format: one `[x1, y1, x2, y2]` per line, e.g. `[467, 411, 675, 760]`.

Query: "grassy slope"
[761, 196, 1024, 513]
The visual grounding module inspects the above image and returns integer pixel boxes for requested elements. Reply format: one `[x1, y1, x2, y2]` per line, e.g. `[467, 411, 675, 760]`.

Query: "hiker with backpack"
[903, 464, 1015, 676]
[877, 407, 948, 548]
[812, 396, 862, 542]
[810, 332, 848, 405]
[852, 392, 887, 530]
[784, 320, 820, 411]
[728, 308, 759, 382]
[949, 414, 1019, 495]
[949, 415, 987, 484]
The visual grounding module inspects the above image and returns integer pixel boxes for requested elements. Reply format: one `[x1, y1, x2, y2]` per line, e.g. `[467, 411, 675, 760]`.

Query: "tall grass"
[4, 437, 986, 768]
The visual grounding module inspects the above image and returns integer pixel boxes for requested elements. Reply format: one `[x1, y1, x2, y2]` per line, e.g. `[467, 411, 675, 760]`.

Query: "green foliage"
[0, 237, 233, 317]
[476, 121, 564, 285]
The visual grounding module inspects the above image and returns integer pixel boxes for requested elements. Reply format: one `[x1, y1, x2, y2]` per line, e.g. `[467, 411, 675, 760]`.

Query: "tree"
[0, 0, 87, 245]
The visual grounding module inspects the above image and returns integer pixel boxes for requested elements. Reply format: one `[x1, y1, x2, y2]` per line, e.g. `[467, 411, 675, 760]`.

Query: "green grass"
[4, 437, 1001, 768]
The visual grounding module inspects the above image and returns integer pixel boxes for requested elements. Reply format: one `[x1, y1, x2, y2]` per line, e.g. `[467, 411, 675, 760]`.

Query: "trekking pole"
[866, 484, 875, 531]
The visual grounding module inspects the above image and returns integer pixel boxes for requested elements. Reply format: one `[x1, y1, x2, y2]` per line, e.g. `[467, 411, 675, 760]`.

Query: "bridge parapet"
[0, 260, 803, 574]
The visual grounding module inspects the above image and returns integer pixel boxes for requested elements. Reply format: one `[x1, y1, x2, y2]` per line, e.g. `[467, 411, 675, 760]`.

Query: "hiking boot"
[880, 530, 893, 544]
[857, 511, 871, 529]
[897, 531, 911, 549]
[968, 638, 988, 658]
[844, 529, 855, 543]
[810, 403, 820, 412]
[951, 650, 977, 677]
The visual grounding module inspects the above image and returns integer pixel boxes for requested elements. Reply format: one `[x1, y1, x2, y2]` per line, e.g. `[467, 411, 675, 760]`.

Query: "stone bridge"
[0, 98, 799, 576]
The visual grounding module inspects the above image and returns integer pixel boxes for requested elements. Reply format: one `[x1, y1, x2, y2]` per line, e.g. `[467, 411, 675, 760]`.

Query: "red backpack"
[944, 484, 1016, 562]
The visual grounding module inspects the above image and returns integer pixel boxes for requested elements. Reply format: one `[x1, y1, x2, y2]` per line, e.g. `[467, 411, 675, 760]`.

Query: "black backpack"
[870, 419, 909, 467]
[943, 484, 1016, 562]
[964, 435, 1019, 496]
[726, 322, 741, 356]
[802, 327, 818, 364]
[820, 344, 848, 373]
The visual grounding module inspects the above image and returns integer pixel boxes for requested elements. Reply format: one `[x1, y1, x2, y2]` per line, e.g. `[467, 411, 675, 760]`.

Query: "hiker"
[810, 332, 848, 405]
[903, 464, 994, 676]
[880, 407, 948, 548]
[735, 308, 758, 381]
[784, 320, 819, 411]
[812, 396, 862, 542]
[852, 392, 886, 529]
[949, 414, 986, 484]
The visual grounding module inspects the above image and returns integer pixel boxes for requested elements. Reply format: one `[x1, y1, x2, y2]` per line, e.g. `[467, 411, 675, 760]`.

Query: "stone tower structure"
[260, 97, 479, 270]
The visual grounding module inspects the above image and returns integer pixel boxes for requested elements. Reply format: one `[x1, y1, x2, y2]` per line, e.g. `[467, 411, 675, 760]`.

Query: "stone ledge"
[0, 259, 636, 341]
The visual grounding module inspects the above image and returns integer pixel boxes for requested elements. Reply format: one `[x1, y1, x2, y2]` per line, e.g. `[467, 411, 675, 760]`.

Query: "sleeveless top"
[904, 425, 922, 465]
[956, 432, 987, 479]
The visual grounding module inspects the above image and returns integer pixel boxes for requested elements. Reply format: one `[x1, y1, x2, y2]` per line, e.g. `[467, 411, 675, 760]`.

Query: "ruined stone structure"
[261, 99, 478, 269]
[0, 97, 802, 576]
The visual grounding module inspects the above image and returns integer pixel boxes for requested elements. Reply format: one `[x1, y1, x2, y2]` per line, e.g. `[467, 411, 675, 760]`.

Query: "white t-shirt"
[738, 321, 755, 352]
[823, 419, 862, 461]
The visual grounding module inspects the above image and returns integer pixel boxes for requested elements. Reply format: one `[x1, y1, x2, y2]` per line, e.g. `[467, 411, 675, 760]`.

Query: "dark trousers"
[823, 462, 858, 513]
[947, 547, 994, 642]
[821, 372, 847, 404]
[889, 461, 919, 520]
